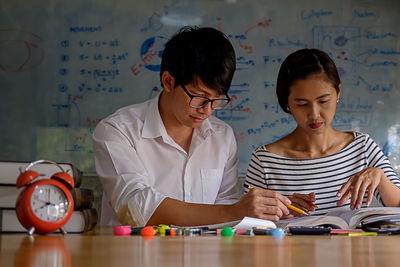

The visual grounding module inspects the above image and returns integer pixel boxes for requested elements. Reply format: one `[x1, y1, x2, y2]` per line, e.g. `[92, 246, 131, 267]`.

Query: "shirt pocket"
[200, 168, 223, 203]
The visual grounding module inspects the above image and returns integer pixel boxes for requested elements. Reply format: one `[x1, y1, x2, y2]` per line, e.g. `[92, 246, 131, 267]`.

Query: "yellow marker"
[336, 232, 377, 237]
[157, 224, 170, 236]
[349, 232, 377, 236]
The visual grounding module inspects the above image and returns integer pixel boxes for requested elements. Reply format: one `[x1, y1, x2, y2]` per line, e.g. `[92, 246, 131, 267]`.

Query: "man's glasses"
[181, 84, 230, 110]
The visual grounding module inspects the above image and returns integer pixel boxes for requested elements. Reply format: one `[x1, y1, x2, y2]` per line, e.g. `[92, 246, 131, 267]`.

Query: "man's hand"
[234, 188, 292, 221]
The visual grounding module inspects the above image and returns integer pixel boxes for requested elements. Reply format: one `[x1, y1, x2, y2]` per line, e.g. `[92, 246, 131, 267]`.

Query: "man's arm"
[147, 188, 292, 226]
[94, 120, 292, 226]
[93, 120, 166, 226]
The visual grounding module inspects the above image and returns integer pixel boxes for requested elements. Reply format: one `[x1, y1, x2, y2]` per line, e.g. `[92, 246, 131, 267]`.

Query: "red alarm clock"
[15, 160, 75, 235]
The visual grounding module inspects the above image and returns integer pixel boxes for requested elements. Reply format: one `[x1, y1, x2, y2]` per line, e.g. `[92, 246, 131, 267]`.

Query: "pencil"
[286, 204, 308, 215]
[244, 184, 308, 215]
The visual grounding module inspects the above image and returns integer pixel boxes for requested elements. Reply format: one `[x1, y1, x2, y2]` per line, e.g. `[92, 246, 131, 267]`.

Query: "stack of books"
[0, 161, 98, 233]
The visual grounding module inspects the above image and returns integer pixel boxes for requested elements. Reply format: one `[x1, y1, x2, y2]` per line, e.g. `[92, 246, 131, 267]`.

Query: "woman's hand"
[287, 192, 317, 216]
[336, 167, 383, 209]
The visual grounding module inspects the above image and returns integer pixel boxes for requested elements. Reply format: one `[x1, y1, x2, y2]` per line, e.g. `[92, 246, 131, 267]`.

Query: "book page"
[313, 207, 400, 228]
[277, 207, 400, 229]
[172, 216, 276, 230]
[277, 207, 354, 229]
[361, 215, 400, 225]
[323, 208, 358, 225]
[277, 215, 349, 229]
[347, 207, 400, 228]
[233, 217, 276, 229]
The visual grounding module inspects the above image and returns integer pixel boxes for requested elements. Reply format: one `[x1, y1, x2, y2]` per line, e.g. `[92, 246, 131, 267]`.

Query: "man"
[93, 26, 291, 226]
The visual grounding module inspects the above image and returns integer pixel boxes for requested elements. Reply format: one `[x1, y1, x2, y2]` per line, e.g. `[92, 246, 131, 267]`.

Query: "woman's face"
[287, 73, 340, 135]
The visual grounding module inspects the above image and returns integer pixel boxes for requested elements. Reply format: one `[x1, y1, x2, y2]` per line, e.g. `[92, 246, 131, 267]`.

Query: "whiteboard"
[1, 0, 399, 175]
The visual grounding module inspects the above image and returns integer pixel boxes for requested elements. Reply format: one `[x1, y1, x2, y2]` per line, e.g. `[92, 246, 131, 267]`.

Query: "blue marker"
[253, 228, 285, 241]
[252, 228, 274, 235]
[271, 228, 285, 241]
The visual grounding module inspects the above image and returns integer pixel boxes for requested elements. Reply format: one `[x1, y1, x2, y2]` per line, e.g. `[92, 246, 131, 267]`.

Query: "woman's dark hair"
[160, 26, 236, 96]
[276, 48, 341, 114]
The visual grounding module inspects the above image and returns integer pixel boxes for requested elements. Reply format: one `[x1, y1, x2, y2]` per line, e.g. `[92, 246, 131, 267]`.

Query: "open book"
[277, 207, 400, 230]
[174, 216, 276, 230]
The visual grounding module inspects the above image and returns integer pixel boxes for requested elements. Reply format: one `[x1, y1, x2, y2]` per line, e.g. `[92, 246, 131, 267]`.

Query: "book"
[70, 188, 94, 210]
[0, 208, 98, 233]
[0, 186, 22, 208]
[175, 216, 277, 230]
[277, 207, 400, 230]
[0, 187, 94, 210]
[0, 161, 82, 187]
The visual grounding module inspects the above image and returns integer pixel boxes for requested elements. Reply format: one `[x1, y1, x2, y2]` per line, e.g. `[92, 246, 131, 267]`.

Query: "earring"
[336, 99, 339, 103]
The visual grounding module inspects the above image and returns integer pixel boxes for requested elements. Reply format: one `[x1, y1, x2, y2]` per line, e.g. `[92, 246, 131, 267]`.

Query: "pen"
[244, 184, 308, 215]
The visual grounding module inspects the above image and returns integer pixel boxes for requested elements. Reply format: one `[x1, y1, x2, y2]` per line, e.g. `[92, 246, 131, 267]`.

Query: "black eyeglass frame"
[180, 84, 231, 110]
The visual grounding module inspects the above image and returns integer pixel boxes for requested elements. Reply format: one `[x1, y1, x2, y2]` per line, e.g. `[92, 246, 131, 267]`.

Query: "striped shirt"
[244, 132, 400, 215]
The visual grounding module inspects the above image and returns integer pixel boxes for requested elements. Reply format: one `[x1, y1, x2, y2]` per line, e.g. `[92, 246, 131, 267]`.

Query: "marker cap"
[114, 225, 132, 236]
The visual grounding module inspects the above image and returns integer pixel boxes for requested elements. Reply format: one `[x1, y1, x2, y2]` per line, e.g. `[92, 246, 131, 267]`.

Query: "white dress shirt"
[92, 94, 239, 226]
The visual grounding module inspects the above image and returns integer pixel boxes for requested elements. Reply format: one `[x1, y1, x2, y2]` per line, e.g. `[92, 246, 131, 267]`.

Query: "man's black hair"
[160, 26, 236, 95]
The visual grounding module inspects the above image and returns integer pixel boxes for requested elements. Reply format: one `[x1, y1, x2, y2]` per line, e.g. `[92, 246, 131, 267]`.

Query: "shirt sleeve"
[364, 134, 400, 204]
[92, 120, 166, 226]
[214, 128, 240, 204]
[244, 148, 267, 192]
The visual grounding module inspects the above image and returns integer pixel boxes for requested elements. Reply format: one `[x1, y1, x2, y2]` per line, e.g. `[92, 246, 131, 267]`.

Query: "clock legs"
[27, 226, 68, 235]
[28, 227, 35, 235]
[60, 227, 67, 235]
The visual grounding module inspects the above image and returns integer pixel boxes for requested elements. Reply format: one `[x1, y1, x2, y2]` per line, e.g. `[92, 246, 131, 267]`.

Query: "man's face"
[170, 77, 222, 129]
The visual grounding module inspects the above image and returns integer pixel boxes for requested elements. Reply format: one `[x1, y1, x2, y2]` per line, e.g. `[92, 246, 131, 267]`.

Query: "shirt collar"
[141, 93, 168, 139]
[141, 93, 215, 140]
[196, 115, 214, 139]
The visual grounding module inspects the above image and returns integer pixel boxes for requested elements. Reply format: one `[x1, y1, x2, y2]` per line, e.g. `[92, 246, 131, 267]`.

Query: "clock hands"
[39, 201, 57, 209]
[37, 188, 59, 209]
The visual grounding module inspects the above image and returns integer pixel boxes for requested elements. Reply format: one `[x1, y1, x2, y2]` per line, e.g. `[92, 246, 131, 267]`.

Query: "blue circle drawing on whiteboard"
[334, 35, 347, 47]
[140, 36, 169, 72]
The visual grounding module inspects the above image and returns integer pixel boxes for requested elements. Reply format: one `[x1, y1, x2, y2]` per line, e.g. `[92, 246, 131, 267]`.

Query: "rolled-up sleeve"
[93, 121, 166, 226]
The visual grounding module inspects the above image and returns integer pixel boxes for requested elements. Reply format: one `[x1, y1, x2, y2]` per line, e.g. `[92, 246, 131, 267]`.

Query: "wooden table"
[1, 227, 400, 267]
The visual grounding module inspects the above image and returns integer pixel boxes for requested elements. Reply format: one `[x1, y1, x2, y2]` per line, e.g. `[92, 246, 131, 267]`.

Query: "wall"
[1, 0, 399, 176]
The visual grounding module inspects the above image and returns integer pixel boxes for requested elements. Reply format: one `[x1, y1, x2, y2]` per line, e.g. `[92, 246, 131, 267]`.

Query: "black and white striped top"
[244, 132, 400, 215]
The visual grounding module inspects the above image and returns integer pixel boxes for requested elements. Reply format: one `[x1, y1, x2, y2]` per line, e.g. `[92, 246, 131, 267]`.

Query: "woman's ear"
[337, 83, 342, 102]
[161, 71, 175, 93]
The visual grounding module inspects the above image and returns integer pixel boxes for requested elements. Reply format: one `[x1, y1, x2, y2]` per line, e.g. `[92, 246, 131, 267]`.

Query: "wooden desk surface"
[1, 227, 400, 267]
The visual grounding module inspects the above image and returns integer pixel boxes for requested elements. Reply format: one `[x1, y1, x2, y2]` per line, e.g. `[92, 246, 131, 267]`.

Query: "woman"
[244, 48, 400, 215]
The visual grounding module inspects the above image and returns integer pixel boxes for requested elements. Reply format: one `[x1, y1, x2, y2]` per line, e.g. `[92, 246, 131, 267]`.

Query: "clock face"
[30, 184, 70, 222]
